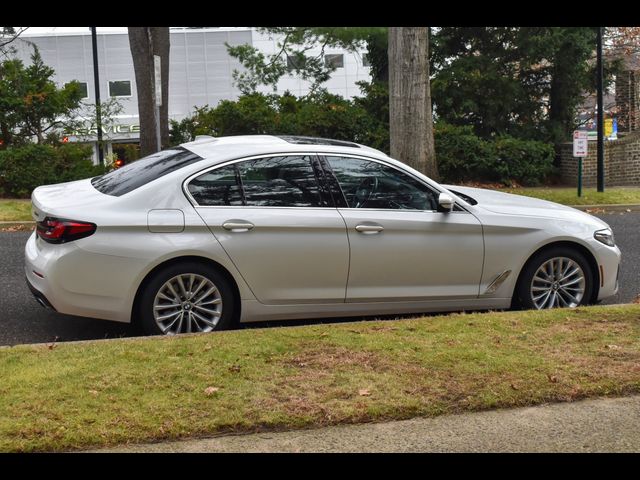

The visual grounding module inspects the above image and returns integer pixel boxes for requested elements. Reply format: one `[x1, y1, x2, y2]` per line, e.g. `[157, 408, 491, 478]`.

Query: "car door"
[186, 154, 349, 305]
[322, 155, 484, 303]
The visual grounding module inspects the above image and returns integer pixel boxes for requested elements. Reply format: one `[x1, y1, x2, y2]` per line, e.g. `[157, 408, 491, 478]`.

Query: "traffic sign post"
[573, 131, 588, 197]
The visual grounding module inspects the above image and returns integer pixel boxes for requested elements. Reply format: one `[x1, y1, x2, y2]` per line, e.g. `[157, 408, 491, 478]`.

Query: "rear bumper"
[26, 276, 56, 310]
[24, 231, 133, 323]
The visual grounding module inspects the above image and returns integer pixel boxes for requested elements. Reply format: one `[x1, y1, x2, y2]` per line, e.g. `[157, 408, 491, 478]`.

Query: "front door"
[323, 155, 484, 303]
[188, 154, 349, 305]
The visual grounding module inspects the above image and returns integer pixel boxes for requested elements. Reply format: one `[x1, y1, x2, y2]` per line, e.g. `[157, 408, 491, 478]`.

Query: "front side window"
[188, 155, 325, 208]
[325, 156, 439, 211]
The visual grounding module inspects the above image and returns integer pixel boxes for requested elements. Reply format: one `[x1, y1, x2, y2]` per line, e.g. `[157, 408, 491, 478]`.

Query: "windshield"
[91, 147, 203, 196]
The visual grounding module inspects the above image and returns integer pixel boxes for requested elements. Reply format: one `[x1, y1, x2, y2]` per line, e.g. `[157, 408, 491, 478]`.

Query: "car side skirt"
[239, 298, 513, 323]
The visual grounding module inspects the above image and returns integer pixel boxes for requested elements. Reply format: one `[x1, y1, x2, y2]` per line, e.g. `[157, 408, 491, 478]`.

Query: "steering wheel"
[354, 177, 378, 208]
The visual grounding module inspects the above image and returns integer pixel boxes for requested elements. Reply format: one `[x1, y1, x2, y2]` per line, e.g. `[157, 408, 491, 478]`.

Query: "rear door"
[322, 155, 484, 303]
[187, 154, 350, 305]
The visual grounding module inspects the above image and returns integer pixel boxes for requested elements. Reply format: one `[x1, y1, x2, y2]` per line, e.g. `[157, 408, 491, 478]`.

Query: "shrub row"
[435, 123, 555, 186]
[0, 143, 104, 198]
[171, 91, 555, 186]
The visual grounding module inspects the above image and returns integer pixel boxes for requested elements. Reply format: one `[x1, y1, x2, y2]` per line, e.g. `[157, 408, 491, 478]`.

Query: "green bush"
[435, 123, 554, 186]
[0, 143, 104, 198]
[170, 89, 555, 187]
[169, 91, 385, 149]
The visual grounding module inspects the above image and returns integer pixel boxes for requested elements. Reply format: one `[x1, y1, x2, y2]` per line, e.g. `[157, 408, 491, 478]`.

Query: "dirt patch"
[0, 223, 34, 232]
[281, 345, 386, 371]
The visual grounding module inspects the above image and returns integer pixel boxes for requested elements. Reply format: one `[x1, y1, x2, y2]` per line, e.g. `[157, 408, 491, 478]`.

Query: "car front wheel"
[139, 262, 236, 335]
[516, 247, 594, 310]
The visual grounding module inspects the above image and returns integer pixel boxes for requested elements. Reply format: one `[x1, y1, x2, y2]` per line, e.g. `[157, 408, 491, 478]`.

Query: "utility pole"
[90, 27, 104, 165]
[596, 26, 605, 192]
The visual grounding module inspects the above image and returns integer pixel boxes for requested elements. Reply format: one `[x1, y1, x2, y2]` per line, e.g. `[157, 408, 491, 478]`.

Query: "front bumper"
[594, 242, 621, 301]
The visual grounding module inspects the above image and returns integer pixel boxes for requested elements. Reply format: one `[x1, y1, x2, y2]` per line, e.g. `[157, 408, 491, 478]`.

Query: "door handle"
[355, 224, 384, 234]
[222, 221, 254, 232]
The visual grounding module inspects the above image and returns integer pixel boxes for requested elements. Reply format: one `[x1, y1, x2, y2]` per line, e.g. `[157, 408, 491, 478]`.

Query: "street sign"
[573, 130, 588, 198]
[154, 55, 162, 107]
[573, 130, 588, 158]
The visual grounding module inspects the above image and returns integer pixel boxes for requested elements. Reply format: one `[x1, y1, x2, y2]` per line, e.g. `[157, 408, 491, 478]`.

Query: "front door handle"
[222, 220, 254, 232]
[355, 224, 384, 234]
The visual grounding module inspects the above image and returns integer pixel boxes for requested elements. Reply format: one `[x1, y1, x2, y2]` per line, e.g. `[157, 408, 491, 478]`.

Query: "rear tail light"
[36, 217, 96, 244]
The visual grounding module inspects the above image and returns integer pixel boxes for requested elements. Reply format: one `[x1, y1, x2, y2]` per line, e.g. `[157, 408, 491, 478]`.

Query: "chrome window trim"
[182, 150, 471, 214]
[182, 152, 329, 208]
[319, 153, 471, 214]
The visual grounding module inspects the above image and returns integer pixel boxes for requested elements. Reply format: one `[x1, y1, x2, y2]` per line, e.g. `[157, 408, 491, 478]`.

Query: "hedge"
[0, 143, 105, 198]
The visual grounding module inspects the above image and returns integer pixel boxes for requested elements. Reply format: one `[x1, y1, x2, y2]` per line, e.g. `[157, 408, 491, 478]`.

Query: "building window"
[362, 54, 371, 67]
[286, 55, 304, 72]
[324, 54, 344, 69]
[109, 80, 132, 97]
[65, 81, 88, 99]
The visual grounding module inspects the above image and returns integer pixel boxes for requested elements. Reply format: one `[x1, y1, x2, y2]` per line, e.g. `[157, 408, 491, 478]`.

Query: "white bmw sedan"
[25, 135, 621, 335]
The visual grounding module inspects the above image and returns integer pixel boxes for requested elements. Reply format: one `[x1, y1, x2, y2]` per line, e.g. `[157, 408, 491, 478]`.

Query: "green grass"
[1, 304, 640, 452]
[0, 199, 31, 222]
[503, 187, 640, 206]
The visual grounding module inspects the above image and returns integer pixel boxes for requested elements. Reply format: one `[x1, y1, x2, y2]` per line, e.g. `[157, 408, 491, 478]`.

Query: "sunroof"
[277, 135, 360, 148]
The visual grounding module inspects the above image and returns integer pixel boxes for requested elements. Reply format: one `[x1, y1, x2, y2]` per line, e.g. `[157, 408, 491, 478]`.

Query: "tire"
[139, 261, 236, 335]
[516, 246, 594, 310]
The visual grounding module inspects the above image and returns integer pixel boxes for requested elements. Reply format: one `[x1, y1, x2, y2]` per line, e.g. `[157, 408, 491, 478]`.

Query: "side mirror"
[438, 193, 455, 212]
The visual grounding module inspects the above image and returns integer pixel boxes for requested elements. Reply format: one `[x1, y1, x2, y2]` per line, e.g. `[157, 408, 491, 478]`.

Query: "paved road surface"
[95, 394, 640, 452]
[1, 212, 638, 346]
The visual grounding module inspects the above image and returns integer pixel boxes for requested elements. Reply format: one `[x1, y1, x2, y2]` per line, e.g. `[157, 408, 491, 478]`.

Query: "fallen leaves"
[0, 223, 34, 232]
[204, 386, 219, 396]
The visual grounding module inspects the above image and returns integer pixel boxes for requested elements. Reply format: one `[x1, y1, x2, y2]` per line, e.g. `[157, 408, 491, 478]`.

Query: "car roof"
[180, 134, 388, 161]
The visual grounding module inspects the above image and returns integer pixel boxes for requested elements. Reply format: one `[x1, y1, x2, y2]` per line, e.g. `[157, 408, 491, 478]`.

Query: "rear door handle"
[222, 220, 254, 232]
[355, 224, 384, 234]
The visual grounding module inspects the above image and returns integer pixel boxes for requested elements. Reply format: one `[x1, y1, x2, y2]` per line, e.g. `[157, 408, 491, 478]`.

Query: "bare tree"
[128, 27, 170, 156]
[388, 27, 438, 179]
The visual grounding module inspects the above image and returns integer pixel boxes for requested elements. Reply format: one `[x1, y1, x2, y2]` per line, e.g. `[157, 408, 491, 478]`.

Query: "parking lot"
[1, 211, 638, 347]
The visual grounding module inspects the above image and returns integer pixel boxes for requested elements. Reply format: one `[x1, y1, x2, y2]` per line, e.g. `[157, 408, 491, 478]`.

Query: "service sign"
[573, 130, 588, 158]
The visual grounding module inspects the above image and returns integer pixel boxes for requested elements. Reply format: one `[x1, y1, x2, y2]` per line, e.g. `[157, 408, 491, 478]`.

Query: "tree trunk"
[128, 27, 170, 157]
[388, 27, 438, 180]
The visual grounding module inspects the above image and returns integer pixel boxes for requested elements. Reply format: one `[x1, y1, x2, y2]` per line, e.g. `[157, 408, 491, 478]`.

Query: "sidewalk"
[94, 395, 640, 453]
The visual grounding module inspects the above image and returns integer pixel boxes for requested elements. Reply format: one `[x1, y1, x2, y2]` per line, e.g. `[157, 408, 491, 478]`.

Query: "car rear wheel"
[516, 247, 593, 310]
[140, 262, 236, 335]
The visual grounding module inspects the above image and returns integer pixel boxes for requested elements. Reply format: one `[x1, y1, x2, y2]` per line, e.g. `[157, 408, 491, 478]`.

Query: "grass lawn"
[503, 187, 640, 206]
[0, 199, 31, 222]
[1, 304, 639, 452]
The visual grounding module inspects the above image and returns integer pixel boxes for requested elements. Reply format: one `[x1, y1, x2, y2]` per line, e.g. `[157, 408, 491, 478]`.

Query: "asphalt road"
[1, 211, 638, 347]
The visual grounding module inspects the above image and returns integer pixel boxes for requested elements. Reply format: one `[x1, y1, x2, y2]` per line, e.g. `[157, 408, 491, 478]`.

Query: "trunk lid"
[31, 178, 115, 221]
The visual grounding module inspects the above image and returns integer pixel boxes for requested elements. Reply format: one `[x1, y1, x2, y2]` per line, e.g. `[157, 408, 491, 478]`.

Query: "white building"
[12, 27, 372, 162]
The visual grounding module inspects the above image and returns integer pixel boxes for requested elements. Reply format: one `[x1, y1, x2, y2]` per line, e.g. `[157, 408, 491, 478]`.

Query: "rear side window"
[91, 147, 203, 197]
[187, 155, 326, 207]
[188, 165, 243, 206]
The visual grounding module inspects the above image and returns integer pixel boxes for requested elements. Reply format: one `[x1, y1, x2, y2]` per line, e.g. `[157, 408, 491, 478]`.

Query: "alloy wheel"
[152, 273, 223, 334]
[530, 257, 586, 309]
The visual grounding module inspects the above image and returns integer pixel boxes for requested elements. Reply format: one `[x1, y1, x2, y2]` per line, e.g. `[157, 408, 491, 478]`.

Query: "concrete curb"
[1, 302, 635, 349]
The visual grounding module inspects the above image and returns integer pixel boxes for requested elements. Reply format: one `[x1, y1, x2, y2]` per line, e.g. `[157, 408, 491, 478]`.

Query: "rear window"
[91, 147, 203, 196]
